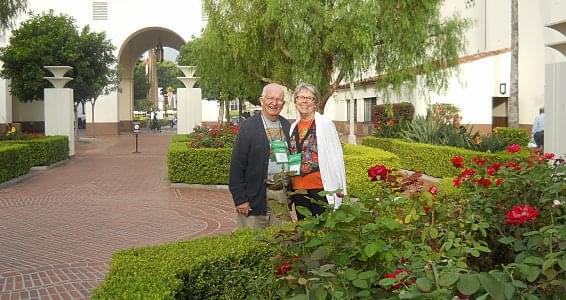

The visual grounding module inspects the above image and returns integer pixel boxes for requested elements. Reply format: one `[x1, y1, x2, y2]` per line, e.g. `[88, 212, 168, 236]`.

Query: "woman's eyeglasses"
[295, 95, 316, 102]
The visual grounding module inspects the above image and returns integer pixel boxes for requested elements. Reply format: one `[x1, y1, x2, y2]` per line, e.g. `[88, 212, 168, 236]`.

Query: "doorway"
[492, 97, 509, 129]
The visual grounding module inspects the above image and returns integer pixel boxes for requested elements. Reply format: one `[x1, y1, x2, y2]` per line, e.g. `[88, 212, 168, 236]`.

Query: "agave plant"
[400, 115, 478, 150]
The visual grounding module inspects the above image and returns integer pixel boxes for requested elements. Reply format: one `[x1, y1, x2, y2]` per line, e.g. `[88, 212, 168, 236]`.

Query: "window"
[364, 97, 377, 122]
[93, 1, 108, 21]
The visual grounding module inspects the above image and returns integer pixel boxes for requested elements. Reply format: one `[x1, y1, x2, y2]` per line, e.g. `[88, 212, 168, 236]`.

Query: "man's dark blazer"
[229, 113, 291, 216]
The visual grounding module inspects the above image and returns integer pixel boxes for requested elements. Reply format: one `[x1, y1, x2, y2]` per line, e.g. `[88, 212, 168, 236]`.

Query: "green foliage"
[0, 136, 68, 166]
[167, 142, 232, 184]
[157, 60, 183, 96]
[92, 229, 277, 300]
[193, 0, 468, 111]
[372, 102, 415, 123]
[188, 125, 238, 148]
[0, 143, 32, 183]
[171, 134, 189, 144]
[133, 60, 150, 102]
[0, 0, 27, 34]
[0, 12, 117, 104]
[263, 152, 565, 299]
[400, 115, 478, 150]
[362, 137, 527, 178]
[493, 127, 530, 146]
[343, 144, 399, 198]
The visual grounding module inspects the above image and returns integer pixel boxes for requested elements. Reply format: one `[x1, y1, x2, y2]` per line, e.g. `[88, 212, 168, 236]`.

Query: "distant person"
[168, 114, 175, 128]
[151, 113, 161, 133]
[532, 107, 544, 150]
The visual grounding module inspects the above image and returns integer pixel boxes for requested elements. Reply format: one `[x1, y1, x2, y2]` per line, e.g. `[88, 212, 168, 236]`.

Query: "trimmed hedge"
[92, 230, 276, 300]
[168, 142, 232, 184]
[343, 144, 399, 198]
[0, 144, 32, 183]
[362, 137, 528, 178]
[168, 141, 400, 197]
[0, 136, 68, 166]
[171, 134, 189, 144]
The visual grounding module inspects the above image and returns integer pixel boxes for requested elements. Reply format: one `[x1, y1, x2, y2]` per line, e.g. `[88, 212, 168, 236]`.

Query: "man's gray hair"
[262, 83, 285, 97]
[293, 83, 319, 102]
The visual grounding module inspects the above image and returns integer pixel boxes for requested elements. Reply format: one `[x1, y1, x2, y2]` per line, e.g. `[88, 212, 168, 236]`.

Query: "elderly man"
[229, 83, 290, 229]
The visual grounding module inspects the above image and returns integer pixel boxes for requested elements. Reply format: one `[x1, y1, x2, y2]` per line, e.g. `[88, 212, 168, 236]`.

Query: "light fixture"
[499, 83, 507, 95]
[155, 38, 164, 62]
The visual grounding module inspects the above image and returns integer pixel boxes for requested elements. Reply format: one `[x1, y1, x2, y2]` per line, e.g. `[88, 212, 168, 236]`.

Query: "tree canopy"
[157, 60, 183, 97]
[0, 0, 27, 35]
[133, 60, 149, 102]
[0, 11, 117, 104]
[194, 0, 468, 111]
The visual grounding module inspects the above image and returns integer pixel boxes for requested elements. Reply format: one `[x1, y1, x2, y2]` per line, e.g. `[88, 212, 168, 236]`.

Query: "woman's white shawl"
[289, 112, 347, 208]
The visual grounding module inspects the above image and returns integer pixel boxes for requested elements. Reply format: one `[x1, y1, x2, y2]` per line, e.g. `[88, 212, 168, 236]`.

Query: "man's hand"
[236, 202, 252, 217]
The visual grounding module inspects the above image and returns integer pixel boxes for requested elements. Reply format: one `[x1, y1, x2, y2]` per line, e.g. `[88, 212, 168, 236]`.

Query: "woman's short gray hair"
[293, 83, 319, 102]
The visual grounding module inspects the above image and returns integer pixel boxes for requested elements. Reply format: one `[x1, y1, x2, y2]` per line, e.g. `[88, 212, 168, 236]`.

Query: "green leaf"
[356, 290, 371, 297]
[518, 264, 540, 282]
[523, 256, 544, 265]
[542, 258, 558, 271]
[319, 264, 334, 272]
[357, 270, 377, 280]
[415, 277, 433, 292]
[498, 236, 516, 245]
[352, 279, 369, 289]
[511, 280, 527, 289]
[311, 287, 328, 300]
[364, 240, 385, 258]
[429, 228, 439, 239]
[443, 240, 453, 250]
[288, 294, 309, 300]
[478, 273, 505, 300]
[378, 278, 397, 287]
[457, 274, 480, 296]
[344, 268, 357, 281]
[382, 218, 400, 230]
[298, 278, 308, 286]
[296, 206, 312, 217]
[438, 272, 459, 287]
[558, 258, 566, 271]
[310, 247, 328, 261]
[305, 238, 324, 248]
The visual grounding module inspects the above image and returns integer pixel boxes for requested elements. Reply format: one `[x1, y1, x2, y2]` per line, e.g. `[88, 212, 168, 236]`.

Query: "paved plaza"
[0, 131, 236, 299]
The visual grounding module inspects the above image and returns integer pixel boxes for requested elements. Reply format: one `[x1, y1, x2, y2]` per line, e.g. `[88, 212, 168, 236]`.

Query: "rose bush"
[256, 145, 565, 299]
[187, 124, 238, 148]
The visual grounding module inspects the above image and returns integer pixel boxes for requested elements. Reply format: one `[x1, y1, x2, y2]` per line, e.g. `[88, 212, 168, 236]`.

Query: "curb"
[0, 172, 34, 189]
[171, 183, 229, 190]
[31, 158, 70, 171]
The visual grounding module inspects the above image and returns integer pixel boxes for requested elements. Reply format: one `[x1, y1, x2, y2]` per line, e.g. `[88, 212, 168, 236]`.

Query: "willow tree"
[178, 36, 263, 123]
[0, 0, 27, 35]
[199, 0, 468, 112]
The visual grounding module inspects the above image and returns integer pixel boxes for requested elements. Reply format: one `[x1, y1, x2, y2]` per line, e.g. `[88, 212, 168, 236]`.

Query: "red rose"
[472, 156, 487, 167]
[460, 168, 476, 178]
[423, 206, 431, 214]
[505, 204, 539, 225]
[383, 268, 411, 289]
[451, 155, 465, 168]
[505, 161, 521, 171]
[495, 178, 505, 186]
[428, 186, 439, 195]
[368, 165, 389, 181]
[475, 178, 491, 187]
[507, 144, 521, 153]
[276, 260, 292, 276]
[452, 176, 463, 188]
[544, 153, 555, 160]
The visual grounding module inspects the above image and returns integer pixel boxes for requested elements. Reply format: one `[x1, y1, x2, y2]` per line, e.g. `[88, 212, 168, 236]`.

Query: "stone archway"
[116, 27, 185, 133]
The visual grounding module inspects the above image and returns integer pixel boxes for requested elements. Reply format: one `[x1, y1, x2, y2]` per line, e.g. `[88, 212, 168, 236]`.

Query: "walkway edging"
[171, 183, 229, 190]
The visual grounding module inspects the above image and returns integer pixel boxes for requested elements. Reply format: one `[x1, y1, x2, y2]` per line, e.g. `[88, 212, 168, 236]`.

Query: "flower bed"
[263, 146, 565, 299]
[362, 136, 528, 178]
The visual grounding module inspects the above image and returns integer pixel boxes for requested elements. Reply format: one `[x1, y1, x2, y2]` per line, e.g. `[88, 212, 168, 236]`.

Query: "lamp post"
[348, 81, 357, 144]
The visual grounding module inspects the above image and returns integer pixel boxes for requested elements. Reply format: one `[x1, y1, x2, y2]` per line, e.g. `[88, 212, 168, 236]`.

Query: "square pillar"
[44, 88, 74, 156]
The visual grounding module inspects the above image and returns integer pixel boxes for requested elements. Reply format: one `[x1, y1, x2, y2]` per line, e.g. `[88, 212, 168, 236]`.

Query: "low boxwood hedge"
[343, 144, 399, 198]
[362, 137, 528, 178]
[0, 144, 32, 183]
[92, 230, 276, 300]
[0, 136, 68, 166]
[171, 134, 189, 144]
[168, 142, 232, 184]
[168, 141, 400, 196]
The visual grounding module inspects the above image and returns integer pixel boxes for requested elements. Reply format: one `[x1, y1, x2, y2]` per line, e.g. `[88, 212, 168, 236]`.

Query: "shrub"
[167, 142, 232, 184]
[400, 115, 478, 150]
[265, 148, 565, 299]
[171, 134, 189, 144]
[0, 136, 68, 166]
[362, 137, 528, 178]
[343, 144, 399, 198]
[92, 230, 277, 300]
[493, 127, 530, 146]
[372, 102, 415, 123]
[0, 144, 32, 183]
[188, 124, 238, 148]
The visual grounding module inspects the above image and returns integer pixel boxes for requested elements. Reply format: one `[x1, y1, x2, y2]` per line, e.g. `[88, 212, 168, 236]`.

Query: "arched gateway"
[0, 0, 204, 136]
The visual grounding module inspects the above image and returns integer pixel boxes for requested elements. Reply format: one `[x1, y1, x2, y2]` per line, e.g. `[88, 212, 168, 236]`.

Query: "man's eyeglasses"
[263, 96, 285, 103]
[295, 95, 316, 102]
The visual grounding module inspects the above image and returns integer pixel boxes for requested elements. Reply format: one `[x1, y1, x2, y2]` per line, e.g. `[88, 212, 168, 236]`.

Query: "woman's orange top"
[291, 119, 323, 190]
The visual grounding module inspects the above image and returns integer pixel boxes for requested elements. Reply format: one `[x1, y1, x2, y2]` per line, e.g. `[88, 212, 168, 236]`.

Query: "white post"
[348, 81, 357, 144]
[43, 66, 74, 156]
[176, 66, 202, 134]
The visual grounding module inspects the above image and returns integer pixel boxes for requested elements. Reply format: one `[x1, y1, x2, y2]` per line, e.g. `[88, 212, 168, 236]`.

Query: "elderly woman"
[288, 82, 347, 220]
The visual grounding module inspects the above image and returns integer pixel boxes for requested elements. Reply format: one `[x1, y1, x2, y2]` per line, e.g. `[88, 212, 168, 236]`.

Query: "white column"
[44, 88, 75, 156]
[176, 88, 190, 134]
[545, 62, 566, 157]
[0, 78, 12, 124]
[188, 88, 202, 132]
[348, 82, 357, 144]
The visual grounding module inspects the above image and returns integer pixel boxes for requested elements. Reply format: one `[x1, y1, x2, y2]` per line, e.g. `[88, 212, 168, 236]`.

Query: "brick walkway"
[0, 130, 236, 299]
